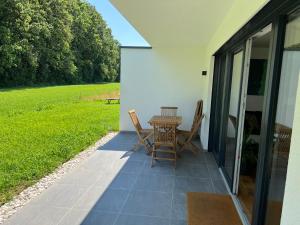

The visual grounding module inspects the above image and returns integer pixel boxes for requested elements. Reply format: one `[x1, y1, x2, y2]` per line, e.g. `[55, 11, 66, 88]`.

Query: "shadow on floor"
[4, 132, 227, 225]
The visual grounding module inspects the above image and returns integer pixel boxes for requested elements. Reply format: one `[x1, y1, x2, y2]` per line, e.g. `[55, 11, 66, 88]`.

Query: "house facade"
[110, 0, 300, 224]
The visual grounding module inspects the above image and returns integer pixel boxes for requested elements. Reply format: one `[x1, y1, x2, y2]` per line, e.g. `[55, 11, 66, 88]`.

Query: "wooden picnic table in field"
[105, 98, 120, 104]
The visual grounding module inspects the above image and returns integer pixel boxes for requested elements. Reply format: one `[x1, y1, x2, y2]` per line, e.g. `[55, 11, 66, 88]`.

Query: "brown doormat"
[187, 192, 243, 225]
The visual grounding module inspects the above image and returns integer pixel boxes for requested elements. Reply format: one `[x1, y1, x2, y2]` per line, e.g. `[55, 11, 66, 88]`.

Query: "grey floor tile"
[207, 165, 222, 180]
[5, 205, 68, 225]
[204, 153, 217, 165]
[174, 177, 213, 193]
[58, 209, 91, 225]
[133, 174, 174, 193]
[178, 151, 206, 165]
[57, 167, 102, 186]
[80, 211, 117, 225]
[172, 203, 186, 220]
[30, 184, 87, 208]
[175, 163, 209, 178]
[83, 151, 118, 171]
[74, 185, 108, 210]
[173, 192, 186, 205]
[93, 189, 129, 212]
[213, 179, 228, 194]
[120, 161, 145, 174]
[109, 172, 138, 190]
[122, 191, 172, 218]
[142, 161, 175, 176]
[171, 219, 188, 225]
[99, 133, 137, 152]
[127, 150, 150, 162]
[93, 172, 120, 188]
[115, 214, 169, 225]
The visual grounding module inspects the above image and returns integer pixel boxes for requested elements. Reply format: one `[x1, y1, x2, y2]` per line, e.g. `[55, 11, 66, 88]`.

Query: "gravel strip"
[0, 132, 118, 224]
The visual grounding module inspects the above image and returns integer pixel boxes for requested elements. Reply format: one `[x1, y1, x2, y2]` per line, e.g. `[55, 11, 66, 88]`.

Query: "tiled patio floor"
[4, 132, 227, 225]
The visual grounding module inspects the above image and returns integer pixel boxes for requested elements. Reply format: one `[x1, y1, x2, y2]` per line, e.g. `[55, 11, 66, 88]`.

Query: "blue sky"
[87, 0, 149, 46]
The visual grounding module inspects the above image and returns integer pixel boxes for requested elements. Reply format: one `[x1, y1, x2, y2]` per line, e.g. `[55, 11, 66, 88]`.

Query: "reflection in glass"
[265, 15, 300, 225]
[224, 51, 244, 183]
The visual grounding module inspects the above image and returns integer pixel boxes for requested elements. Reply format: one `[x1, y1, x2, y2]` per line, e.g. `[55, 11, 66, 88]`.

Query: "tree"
[71, 0, 119, 83]
[0, 0, 119, 87]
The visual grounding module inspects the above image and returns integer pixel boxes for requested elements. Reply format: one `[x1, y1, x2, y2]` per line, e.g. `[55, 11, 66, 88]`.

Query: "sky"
[87, 0, 149, 46]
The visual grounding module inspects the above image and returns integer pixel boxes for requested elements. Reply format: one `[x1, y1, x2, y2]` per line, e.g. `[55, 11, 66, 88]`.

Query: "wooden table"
[148, 115, 182, 126]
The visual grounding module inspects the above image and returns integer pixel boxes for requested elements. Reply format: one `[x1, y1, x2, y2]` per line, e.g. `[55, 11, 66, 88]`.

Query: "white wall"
[280, 17, 300, 224]
[120, 47, 208, 148]
[281, 66, 300, 225]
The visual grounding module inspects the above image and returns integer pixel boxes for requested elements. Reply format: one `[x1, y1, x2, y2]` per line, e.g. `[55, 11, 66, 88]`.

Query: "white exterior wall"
[281, 70, 300, 225]
[120, 47, 208, 148]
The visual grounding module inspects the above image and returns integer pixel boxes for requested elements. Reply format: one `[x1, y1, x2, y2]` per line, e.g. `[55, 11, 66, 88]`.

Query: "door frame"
[232, 24, 273, 195]
[219, 45, 246, 190]
[232, 38, 252, 194]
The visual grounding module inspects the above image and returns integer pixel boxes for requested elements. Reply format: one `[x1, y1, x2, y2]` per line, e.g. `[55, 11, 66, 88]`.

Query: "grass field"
[0, 83, 120, 205]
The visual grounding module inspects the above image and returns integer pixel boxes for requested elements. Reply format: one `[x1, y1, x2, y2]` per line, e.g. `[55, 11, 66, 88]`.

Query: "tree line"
[0, 0, 120, 87]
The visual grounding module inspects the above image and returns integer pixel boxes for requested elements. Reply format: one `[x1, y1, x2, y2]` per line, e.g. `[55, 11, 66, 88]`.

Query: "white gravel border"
[0, 132, 118, 224]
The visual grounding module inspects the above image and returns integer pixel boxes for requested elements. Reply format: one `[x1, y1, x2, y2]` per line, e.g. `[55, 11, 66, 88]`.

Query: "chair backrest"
[160, 106, 178, 117]
[191, 100, 203, 132]
[153, 122, 176, 146]
[128, 110, 143, 133]
[187, 114, 205, 142]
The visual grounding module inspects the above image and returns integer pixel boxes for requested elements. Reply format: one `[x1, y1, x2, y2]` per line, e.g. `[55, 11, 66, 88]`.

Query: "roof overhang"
[109, 0, 236, 48]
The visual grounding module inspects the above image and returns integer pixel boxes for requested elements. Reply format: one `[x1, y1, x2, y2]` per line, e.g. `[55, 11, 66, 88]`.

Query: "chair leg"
[151, 147, 155, 168]
[174, 151, 177, 168]
[142, 139, 153, 155]
[190, 142, 201, 154]
[178, 143, 187, 153]
[131, 143, 140, 152]
[191, 142, 201, 151]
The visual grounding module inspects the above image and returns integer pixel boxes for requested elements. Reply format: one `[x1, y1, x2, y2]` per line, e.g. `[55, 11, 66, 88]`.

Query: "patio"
[3, 132, 227, 225]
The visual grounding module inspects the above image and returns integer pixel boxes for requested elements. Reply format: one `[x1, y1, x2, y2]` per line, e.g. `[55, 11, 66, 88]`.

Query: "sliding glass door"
[208, 2, 300, 225]
[209, 54, 227, 163]
[264, 13, 300, 225]
[222, 49, 245, 186]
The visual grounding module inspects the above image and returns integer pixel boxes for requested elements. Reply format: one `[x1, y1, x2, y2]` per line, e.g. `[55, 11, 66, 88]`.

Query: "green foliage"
[0, 0, 120, 87]
[0, 83, 120, 204]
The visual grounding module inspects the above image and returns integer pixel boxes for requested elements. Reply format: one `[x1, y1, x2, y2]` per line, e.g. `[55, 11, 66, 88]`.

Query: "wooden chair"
[128, 110, 153, 154]
[161, 106, 178, 117]
[151, 122, 177, 168]
[177, 100, 204, 154]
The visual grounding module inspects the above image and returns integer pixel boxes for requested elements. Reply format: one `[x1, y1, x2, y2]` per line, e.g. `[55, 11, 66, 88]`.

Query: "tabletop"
[148, 115, 182, 126]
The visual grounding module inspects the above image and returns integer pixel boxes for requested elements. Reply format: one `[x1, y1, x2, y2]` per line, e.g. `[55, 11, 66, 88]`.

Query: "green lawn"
[0, 83, 120, 205]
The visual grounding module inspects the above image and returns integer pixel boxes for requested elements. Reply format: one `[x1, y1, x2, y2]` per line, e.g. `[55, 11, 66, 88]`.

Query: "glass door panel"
[265, 14, 300, 225]
[223, 50, 244, 185]
[210, 55, 226, 162]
